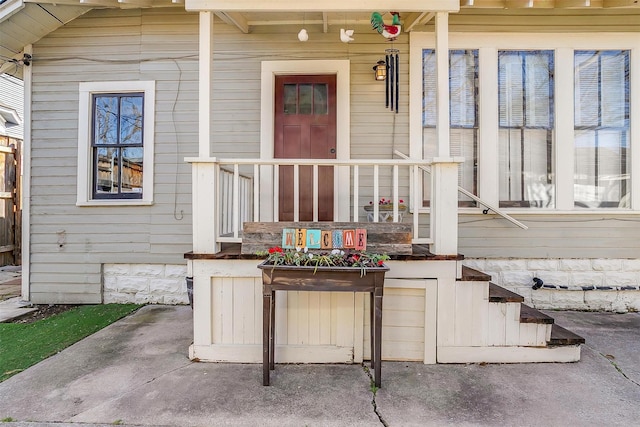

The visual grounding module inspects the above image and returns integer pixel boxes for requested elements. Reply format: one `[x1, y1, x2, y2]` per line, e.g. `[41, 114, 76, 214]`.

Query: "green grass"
[0, 304, 140, 382]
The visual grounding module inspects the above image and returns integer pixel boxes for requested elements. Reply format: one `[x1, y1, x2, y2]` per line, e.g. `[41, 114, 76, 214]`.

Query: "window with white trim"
[77, 81, 155, 206]
[411, 33, 638, 211]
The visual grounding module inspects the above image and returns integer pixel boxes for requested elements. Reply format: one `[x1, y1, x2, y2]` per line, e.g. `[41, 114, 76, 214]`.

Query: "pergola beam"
[185, 0, 460, 13]
[215, 11, 249, 33]
[404, 11, 435, 32]
[463, 0, 639, 7]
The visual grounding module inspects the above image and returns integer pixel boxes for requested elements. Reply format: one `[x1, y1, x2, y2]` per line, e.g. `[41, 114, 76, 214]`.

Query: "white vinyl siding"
[30, 9, 199, 303]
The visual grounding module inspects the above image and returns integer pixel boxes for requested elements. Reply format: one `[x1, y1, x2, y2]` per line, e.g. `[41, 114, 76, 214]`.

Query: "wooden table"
[258, 263, 389, 387]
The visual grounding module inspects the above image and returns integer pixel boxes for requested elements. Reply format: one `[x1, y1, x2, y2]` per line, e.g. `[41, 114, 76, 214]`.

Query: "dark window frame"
[91, 92, 144, 200]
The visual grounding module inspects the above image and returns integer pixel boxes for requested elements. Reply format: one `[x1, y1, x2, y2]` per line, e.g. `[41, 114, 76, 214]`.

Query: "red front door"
[274, 75, 336, 221]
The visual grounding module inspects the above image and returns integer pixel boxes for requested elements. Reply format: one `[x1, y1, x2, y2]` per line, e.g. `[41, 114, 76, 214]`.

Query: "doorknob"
[330, 148, 336, 154]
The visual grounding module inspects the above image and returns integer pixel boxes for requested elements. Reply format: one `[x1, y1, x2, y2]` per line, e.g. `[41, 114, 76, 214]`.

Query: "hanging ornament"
[340, 28, 355, 43]
[298, 28, 309, 42]
[370, 12, 401, 41]
[385, 49, 399, 114]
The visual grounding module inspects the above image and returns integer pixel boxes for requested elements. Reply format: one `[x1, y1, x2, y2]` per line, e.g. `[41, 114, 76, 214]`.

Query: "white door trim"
[260, 60, 351, 221]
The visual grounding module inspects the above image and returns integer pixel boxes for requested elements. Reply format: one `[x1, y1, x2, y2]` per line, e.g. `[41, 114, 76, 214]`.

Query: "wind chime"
[371, 12, 401, 114]
[385, 48, 399, 113]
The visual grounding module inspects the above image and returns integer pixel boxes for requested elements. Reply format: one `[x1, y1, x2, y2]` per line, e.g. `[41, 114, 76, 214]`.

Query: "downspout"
[21, 44, 32, 301]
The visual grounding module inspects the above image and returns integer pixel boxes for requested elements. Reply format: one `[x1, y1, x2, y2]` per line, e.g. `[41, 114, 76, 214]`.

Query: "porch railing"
[219, 167, 254, 237]
[188, 156, 461, 255]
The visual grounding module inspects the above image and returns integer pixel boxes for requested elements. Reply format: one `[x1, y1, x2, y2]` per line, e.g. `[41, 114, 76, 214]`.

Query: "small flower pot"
[363, 204, 407, 222]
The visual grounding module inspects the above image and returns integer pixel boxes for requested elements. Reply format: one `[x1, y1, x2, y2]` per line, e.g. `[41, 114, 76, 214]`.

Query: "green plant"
[258, 247, 389, 275]
[0, 304, 140, 383]
[2, 417, 16, 422]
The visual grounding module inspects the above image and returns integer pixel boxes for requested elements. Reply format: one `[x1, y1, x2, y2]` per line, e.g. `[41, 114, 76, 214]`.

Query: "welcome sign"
[282, 228, 367, 251]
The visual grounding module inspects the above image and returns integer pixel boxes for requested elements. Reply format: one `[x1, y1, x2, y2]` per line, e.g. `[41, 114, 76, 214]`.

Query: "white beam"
[435, 12, 450, 158]
[215, 11, 249, 33]
[322, 12, 328, 33]
[79, 0, 119, 6]
[185, 0, 460, 13]
[199, 11, 213, 157]
[118, 0, 154, 6]
[505, 0, 554, 7]
[404, 11, 434, 32]
[603, 0, 640, 7]
[554, 0, 593, 7]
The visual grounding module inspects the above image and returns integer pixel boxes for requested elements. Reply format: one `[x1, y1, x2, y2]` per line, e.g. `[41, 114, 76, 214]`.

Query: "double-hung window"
[574, 50, 630, 208]
[92, 93, 144, 199]
[77, 81, 155, 205]
[498, 50, 555, 208]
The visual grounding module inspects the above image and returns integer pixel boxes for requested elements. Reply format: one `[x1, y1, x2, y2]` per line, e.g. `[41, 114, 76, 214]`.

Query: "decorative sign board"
[242, 222, 412, 255]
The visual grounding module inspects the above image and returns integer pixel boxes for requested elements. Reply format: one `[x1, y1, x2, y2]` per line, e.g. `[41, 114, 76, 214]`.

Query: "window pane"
[450, 51, 477, 128]
[299, 84, 312, 115]
[314, 84, 328, 115]
[121, 147, 143, 194]
[120, 96, 143, 144]
[498, 51, 555, 208]
[422, 49, 478, 206]
[94, 96, 118, 145]
[574, 50, 629, 209]
[95, 147, 119, 194]
[422, 51, 436, 127]
[284, 84, 296, 114]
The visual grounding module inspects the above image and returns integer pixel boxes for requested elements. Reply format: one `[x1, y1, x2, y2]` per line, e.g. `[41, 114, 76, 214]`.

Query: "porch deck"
[184, 243, 463, 261]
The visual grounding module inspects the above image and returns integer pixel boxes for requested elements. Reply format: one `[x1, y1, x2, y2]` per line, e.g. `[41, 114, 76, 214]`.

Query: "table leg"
[370, 292, 375, 369]
[263, 290, 271, 386]
[374, 289, 383, 389]
[270, 290, 275, 370]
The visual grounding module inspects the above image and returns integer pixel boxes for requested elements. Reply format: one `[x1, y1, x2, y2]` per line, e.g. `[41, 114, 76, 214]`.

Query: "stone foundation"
[103, 264, 189, 305]
[463, 258, 640, 313]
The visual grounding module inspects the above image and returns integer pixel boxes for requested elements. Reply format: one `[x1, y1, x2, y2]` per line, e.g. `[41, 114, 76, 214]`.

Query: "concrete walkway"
[0, 305, 639, 426]
[0, 266, 33, 322]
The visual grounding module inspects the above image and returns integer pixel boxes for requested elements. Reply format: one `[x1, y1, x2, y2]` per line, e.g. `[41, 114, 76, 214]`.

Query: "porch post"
[435, 12, 450, 158]
[430, 159, 462, 255]
[198, 11, 213, 158]
[430, 12, 460, 256]
[191, 12, 218, 254]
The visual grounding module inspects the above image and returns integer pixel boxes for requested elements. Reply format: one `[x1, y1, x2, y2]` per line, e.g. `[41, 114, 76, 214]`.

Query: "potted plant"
[363, 198, 407, 222]
[257, 246, 389, 277]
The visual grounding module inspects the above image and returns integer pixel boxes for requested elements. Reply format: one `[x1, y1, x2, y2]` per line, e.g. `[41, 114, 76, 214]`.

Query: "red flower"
[268, 246, 283, 254]
[378, 260, 384, 266]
